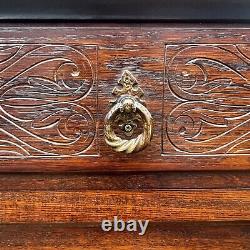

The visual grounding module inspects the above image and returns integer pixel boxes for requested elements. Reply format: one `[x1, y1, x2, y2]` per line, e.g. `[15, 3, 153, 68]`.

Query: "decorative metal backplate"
[163, 44, 250, 155]
[0, 44, 98, 158]
[104, 70, 153, 153]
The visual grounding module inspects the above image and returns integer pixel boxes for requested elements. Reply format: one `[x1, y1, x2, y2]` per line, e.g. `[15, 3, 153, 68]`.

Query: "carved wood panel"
[163, 44, 250, 155]
[0, 26, 248, 171]
[0, 44, 98, 157]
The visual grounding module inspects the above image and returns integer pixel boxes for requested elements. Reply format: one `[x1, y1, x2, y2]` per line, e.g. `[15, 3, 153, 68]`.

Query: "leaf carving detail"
[165, 44, 250, 155]
[0, 44, 97, 157]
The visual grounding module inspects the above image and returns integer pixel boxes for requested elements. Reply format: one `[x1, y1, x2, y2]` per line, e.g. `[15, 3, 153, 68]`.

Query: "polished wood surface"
[1, 170, 249, 225]
[1, 171, 249, 190]
[0, 223, 249, 250]
[1, 190, 250, 222]
[0, 24, 248, 171]
[0, 171, 249, 248]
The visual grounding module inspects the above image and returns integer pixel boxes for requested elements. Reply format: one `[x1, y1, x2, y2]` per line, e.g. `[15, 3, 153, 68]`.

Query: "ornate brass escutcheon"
[104, 70, 153, 153]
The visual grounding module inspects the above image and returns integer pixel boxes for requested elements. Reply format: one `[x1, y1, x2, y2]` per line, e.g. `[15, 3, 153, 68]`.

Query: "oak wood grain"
[0, 171, 249, 191]
[0, 222, 249, 250]
[0, 189, 249, 223]
[0, 23, 249, 250]
[0, 24, 248, 171]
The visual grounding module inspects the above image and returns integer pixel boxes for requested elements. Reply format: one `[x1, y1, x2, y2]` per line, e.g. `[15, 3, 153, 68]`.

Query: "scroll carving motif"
[164, 44, 250, 155]
[0, 44, 98, 157]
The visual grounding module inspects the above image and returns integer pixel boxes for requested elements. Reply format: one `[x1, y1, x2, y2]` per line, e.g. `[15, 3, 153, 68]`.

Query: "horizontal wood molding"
[0, 222, 249, 249]
[0, 172, 249, 191]
[0, 190, 249, 223]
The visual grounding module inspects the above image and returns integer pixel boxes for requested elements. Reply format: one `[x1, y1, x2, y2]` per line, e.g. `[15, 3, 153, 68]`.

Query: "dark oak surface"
[0, 24, 249, 249]
[1, 190, 250, 223]
[0, 24, 248, 171]
[0, 171, 249, 223]
[0, 223, 249, 250]
[1, 171, 249, 190]
[0, 171, 249, 248]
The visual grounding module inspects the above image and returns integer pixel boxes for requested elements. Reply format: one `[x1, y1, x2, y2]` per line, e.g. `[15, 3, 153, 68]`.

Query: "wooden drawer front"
[0, 25, 249, 171]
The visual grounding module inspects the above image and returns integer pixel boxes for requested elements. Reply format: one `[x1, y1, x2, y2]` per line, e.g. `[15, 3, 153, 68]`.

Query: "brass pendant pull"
[104, 70, 153, 153]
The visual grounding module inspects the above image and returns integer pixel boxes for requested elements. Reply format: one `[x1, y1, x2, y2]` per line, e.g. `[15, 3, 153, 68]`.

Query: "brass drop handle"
[104, 70, 153, 153]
